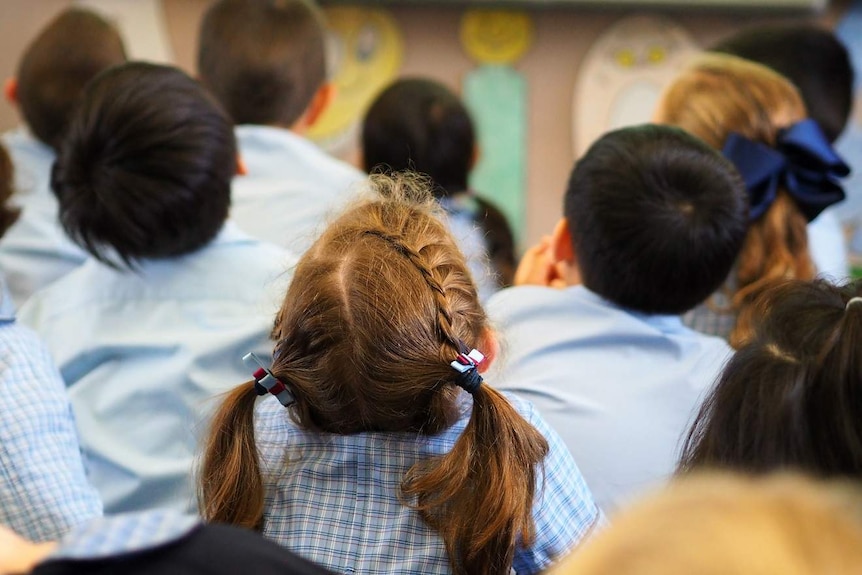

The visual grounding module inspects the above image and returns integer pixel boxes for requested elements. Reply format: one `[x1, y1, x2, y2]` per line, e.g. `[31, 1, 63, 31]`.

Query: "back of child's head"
[52, 62, 236, 269]
[16, 8, 127, 150]
[362, 78, 474, 198]
[198, 0, 327, 127]
[711, 25, 853, 143]
[564, 124, 747, 315]
[679, 279, 862, 478]
[201, 175, 549, 575]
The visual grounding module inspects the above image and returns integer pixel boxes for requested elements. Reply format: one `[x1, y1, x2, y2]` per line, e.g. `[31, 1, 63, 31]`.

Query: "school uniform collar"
[568, 284, 689, 335]
[234, 124, 325, 157]
[0, 277, 16, 322]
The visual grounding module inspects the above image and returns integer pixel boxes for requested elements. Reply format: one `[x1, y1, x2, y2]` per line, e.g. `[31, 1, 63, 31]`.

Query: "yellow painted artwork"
[460, 10, 533, 65]
[308, 7, 403, 146]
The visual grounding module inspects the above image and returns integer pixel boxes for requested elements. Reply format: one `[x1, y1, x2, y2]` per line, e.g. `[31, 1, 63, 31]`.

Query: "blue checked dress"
[254, 391, 603, 574]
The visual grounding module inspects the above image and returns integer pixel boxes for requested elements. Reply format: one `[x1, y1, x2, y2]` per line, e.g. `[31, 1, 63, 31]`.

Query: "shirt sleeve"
[0, 321, 102, 542]
[512, 400, 605, 574]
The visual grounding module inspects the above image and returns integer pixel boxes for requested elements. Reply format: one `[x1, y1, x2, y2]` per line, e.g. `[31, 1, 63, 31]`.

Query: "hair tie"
[846, 297, 862, 311]
[721, 119, 849, 222]
[243, 352, 295, 407]
[450, 347, 485, 395]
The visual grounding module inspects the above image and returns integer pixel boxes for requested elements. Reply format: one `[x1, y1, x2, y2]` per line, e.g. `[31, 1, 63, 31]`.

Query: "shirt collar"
[570, 285, 688, 334]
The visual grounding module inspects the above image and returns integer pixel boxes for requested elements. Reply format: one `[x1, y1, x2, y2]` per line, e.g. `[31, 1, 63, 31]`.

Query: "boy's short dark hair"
[16, 8, 127, 150]
[565, 124, 748, 315]
[712, 25, 853, 143]
[51, 62, 236, 269]
[362, 78, 474, 197]
[198, 0, 327, 127]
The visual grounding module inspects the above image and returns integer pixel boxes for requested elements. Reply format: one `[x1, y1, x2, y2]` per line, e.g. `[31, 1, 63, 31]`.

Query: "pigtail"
[404, 384, 549, 575]
[198, 381, 265, 530]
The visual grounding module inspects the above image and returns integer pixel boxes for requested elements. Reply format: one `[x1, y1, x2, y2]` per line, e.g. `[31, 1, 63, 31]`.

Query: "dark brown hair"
[17, 8, 127, 149]
[200, 176, 549, 575]
[0, 145, 21, 238]
[678, 279, 862, 478]
[198, 0, 327, 127]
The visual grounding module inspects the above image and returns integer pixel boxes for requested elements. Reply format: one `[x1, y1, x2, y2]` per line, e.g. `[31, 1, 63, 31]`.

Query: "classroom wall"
[0, 0, 845, 247]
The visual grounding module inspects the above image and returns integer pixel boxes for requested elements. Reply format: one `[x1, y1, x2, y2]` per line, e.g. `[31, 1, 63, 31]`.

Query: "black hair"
[51, 62, 236, 269]
[16, 8, 127, 150]
[198, 0, 327, 127]
[679, 279, 862, 478]
[362, 78, 516, 287]
[712, 25, 854, 143]
[0, 144, 21, 238]
[565, 124, 748, 315]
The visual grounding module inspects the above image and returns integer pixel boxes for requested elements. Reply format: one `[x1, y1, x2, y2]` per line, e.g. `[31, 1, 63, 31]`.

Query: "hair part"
[200, 174, 548, 575]
[564, 124, 748, 315]
[198, 0, 327, 127]
[51, 62, 236, 269]
[16, 8, 127, 149]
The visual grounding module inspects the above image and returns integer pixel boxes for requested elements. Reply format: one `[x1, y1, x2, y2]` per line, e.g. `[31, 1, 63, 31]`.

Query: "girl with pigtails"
[199, 175, 602, 575]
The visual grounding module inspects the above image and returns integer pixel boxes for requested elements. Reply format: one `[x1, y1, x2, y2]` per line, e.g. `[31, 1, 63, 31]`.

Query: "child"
[678, 279, 862, 477]
[19, 62, 293, 514]
[0, 8, 127, 307]
[486, 124, 747, 512]
[199, 176, 603, 575]
[711, 25, 855, 281]
[0, 143, 101, 542]
[656, 54, 848, 346]
[362, 78, 517, 300]
[197, 0, 364, 254]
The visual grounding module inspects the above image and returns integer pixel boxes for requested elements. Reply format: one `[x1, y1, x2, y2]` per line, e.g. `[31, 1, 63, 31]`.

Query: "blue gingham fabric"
[0, 283, 102, 542]
[682, 278, 738, 341]
[254, 391, 603, 574]
[47, 509, 198, 560]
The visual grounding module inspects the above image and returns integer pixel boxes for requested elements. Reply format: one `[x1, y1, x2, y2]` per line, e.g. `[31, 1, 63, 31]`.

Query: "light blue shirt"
[0, 129, 88, 309]
[19, 224, 295, 514]
[808, 209, 849, 281]
[254, 392, 603, 574]
[0, 279, 102, 542]
[232, 126, 365, 255]
[486, 285, 731, 512]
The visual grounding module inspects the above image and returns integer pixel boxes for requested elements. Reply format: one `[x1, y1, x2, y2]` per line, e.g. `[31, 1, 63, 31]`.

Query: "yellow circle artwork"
[460, 10, 533, 65]
[308, 7, 404, 144]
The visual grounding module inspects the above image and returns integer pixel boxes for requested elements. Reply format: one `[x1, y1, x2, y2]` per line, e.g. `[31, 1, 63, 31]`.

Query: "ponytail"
[198, 381, 265, 530]
[403, 383, 549, 575]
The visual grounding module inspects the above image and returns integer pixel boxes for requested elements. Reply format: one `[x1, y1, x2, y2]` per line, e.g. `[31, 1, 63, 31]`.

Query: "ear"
[4, 78, 17, 105]
[236, 155, 248, 176]
[303, 82, 336, 130]
[551, 218, 576, 265]
[469, 144, 481, 171]
[477, 327, 498, 374]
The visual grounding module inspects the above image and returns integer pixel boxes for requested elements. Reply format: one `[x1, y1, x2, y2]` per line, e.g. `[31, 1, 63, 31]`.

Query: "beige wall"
[0, 1, 845, 247]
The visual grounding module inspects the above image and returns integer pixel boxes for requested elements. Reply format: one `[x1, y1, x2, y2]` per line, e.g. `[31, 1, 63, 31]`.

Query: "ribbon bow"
[721, 119, 849, 222]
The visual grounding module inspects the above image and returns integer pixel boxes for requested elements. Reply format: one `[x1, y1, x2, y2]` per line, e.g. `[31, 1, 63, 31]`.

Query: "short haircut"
[679, 279, 862, 477]
[51, 62, 236, 268]
[198, 0, 327, 127]
[712, 25, 853, 143]
[565, 124, 748, 315]
[362, 78, 474, 196]
[16, 8, 127, 150]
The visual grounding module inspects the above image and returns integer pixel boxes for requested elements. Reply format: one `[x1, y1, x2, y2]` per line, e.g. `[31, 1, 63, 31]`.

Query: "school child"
[361, 78, 517, 301]
[0, 143, 101, 542]
[0, 510, 336, 575]
[656, 54, 849, 346]
[711, 25, 855, 281]
[198, 176, 603, 575]
[0, 8, 127, 307]
[197, 0, 364, 255]
[486, 125, 748, 512]
[678, 279, 862, 478]
[19, 62, 293, 514]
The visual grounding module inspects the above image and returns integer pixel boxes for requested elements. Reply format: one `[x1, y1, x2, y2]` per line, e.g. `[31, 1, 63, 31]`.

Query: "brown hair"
[0, 145, 20, 238]
[199, 175, 549, 575]
[197, 0, 327, 127]
[657, 54, 815, 346]
[552, 473, 862, 575]
[17, 8, 127, 150]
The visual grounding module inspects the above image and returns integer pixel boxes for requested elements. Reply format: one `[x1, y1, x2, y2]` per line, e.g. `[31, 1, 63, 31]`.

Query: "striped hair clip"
[243, 352, 295, 407]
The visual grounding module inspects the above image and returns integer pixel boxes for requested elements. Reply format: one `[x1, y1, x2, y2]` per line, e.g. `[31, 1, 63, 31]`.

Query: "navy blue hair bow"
[721, 119, 850, 222]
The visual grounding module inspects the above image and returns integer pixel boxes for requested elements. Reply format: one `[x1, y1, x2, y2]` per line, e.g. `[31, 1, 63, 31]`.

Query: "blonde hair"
[657, 54, 815, 347]
[554, 473, 862, 575]
[200, 174, 549, 575]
